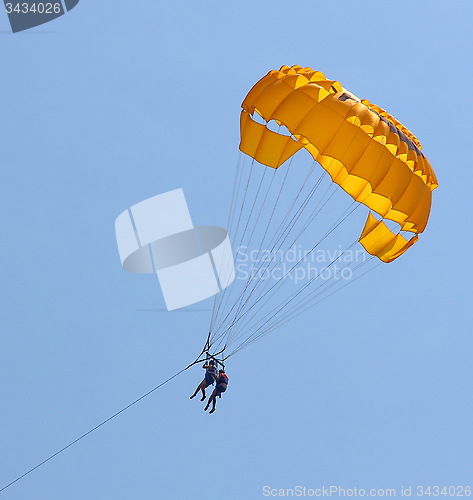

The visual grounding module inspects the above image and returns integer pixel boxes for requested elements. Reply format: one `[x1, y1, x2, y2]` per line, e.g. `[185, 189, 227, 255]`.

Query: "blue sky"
[1, 1, 472, 499]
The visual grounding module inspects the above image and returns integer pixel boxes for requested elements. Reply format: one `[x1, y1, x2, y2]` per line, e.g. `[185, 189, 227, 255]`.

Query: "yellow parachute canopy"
[239, 65, 437, 262]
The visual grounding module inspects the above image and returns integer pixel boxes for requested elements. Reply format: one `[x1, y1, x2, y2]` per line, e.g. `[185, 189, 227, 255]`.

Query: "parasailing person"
[204, 369, 229, 414]
[190, 360, 218, 401]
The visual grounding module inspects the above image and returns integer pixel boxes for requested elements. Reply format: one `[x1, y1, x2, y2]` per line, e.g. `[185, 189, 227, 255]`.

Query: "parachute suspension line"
[227, 243, 375, 353]
[245, 162, 319, 264]
[225, 177, 337, 329]
[232, 164, 326, 309]
[209, 160, 298, 352]
[227, 257, 382, 358]
[248, 161, 318, 261]
[245, 197, 362, 315]
[225, 197, 359, 335]
[225, 237, 360, 350]
[242, 163, 322, 292]
[209, 153, 246, 333]
[209, 169, 277, 354]
[226, 200, 398, 355]
[230, 154, 253, 242]
[246, 181, 338, 307]
[219, 202, 360, 346]
[211, 182, 343, 350]
[258, 257, 378, 339]
[227, 249, 374, 351]
[217, 205, 353, 353]
[226, 153, 244, 231]
[219, 163, 364, 347]
[209, 159, 268, 341]
[233, 166, 269, 257]
[209, 155, 256, 334]
[243, 169, 277, 255]
[212, 148, 360, 347]
[228, 259, 382, 358]
[287, 183, 338, 247]
[212, 163, 316, 344]
[210, 160, 324, 344]
[227, 141, 410, 354]
[208, 167, 269, 352]
[218, 172, 330, 346]
[213, 128, 387, 352]
[209, 157, 296, 342]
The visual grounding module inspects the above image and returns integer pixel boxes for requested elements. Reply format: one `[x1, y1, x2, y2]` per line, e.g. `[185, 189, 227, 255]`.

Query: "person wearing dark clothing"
[190, 361, 218, 401]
